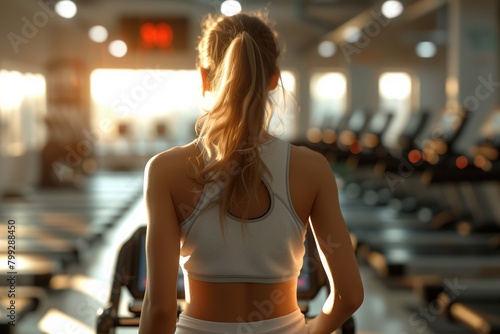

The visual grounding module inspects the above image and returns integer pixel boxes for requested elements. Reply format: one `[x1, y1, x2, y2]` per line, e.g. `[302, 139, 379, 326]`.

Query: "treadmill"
[0, 170, 143, 261]
[439, 279, 500, 334]
[376, 105, 472, 215]
[362, 108, 500, 281]
[414, 112, 500, 333]
[96, 226, 356, 334]
[0, 170, 144, 331]
[364, 170, 500, 280]
[329, 109, 372, 163]
[344, 111, 394, 169]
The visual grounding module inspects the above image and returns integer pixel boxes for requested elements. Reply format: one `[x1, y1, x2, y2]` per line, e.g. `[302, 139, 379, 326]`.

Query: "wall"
[0, 1, 54, 195]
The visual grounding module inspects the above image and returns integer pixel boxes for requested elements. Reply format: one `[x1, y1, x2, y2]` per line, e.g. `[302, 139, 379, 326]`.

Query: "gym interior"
[0, 0, 499, 333]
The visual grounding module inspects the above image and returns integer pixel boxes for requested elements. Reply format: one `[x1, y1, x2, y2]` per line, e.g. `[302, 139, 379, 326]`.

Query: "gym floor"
[12, 172, 471, 334]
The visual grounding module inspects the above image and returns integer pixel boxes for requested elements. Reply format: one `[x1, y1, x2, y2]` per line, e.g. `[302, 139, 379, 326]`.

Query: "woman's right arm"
[306, 152, 364, 333]
[138, 153, 181, 334]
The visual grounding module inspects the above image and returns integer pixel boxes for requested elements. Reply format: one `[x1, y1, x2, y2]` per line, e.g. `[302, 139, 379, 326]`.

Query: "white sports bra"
[179, 137, 307, 283]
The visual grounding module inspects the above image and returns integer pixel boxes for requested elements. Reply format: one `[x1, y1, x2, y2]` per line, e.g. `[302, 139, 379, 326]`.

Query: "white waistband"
[175, 308, 309, 334]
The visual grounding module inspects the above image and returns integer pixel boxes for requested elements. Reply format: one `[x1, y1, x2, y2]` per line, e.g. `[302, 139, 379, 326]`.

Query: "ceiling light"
[416, 41, 437, 58]
[88, 25, 108, 43]
[343, 26, 362, 43]
[221, 1, 242, 17]
[55, 0, 77, 19]
[381, 1, 404, 19]
[108, 40, 127, 58]
[317, 41, 337, 58]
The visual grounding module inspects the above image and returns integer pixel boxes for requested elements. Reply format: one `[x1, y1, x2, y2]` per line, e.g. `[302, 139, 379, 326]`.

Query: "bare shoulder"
[290, 144, 325, 161]
[144, 141, 199, 185]
[290, 144, 332, 177]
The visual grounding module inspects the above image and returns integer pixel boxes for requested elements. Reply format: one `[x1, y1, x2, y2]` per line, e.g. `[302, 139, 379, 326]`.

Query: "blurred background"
[0, 0, 499, 333]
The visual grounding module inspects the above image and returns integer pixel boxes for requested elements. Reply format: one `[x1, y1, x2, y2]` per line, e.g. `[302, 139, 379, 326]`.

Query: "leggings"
[175, 308, 309, 334]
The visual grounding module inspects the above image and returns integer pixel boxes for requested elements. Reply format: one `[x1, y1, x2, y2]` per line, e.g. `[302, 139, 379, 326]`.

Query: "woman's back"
[138, 11, 363, 334]
[165, 136, 320, 229]
[141, 132, 363, 334]
[148, 137, 326, 321]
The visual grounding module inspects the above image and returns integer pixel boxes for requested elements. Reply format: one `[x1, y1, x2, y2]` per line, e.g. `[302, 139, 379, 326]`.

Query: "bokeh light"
[318, 41, 337, 58]
[416, 41, 437, 58]
[88, 25, 108, 43]
[221, 1, 242, 16]
[108, 40, 128, 58]
[55, 0, 77, 19]
[381, 1, 404, 19]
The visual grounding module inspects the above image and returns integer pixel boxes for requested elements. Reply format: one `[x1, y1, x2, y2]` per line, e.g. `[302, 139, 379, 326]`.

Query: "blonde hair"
[194, 12, 280, 226]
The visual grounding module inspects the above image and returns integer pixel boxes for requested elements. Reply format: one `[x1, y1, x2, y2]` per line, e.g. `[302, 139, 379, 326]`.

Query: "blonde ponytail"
[194, 13, 280, 228]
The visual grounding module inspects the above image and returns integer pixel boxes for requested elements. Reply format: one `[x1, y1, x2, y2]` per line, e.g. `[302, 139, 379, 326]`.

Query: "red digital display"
[140, 23, 174, 49]
[122, 17, 189, 52]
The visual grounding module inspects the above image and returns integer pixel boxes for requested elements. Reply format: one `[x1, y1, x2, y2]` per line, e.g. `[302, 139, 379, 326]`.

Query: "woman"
[139, 11, 363, 334]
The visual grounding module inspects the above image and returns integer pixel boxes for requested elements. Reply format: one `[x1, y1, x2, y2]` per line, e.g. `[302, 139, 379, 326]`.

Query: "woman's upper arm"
[308, 152, 364, 305]
[142, 154, 180, 314]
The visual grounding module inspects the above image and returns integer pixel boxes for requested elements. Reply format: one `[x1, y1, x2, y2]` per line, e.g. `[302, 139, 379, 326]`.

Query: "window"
[90, 69, 298, 155]
[0, 70, 46, 156]
[309, 72, 347, 129]
[90, 69, 203, 155]
[378, 72, 414, 147]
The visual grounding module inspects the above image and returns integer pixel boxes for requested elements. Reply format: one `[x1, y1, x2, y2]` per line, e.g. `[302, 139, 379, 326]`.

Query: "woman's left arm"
[139, 154, 180, 334]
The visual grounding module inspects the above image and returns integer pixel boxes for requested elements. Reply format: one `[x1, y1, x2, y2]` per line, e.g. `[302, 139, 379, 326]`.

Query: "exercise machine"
[96, 226, 356, 334]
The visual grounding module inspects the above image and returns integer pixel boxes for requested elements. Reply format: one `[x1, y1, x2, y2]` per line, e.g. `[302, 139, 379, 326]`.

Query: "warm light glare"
[90, 69, 202, 114]
[91, 69, 131, 105]
[221, 1, 242, 16]
[318, 41, 337, 58]
[339, 130, 356, 146]
[0, 70, 46, 157]
[312, 73, 347, 100]
[382, 1, 404, 19]
[70, 275, 109, 303]
[408, 149, 422, 164]
[361, 133, 379, 148]
[310, 72, 347, 130]
[90, 68, 295, 146]
[480, 112, 500, 139]
[89, 25, 108, 43]
[55, 0, 77, 19]
[349, 141, 362, 154]
[446, 77, 459, 100]
[322, 129, 336, 144]
[416, 41, 437, 58]
[379, 72, 412, 99]
[108, 40, 128, 58]
[343, 26, 362, 43]
[0, 70, 24, 109]
[280, 70, 296, 93]
[456, 156, 468, 169]
[24, 73, 46, 97]
[429, 154, 440, 165]
[0, 255, 55, 271]
[307, 127, 322, 143]
[474, 155, 492, 171]
[39, 309, 94, 334]
[268, 70, 298, 139]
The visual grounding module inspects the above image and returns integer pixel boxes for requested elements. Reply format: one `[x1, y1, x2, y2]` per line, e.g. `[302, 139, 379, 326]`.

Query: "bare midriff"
[182, 278, 299, 322]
